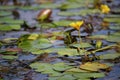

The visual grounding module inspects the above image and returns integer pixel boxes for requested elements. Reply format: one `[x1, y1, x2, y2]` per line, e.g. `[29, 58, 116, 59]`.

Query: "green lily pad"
[109, 25, 120, 30]
[104, 17, 120, 23]
[53, 62, 73, 71]
[2, 55, 17, 60]
[73, 72, 105, 79]
[18, 37, 52, 52]
[87, 35, 107, 39]
[0, 24, 21, 31]
[45, 48, 85, 56]
[99, 53, 120, 60]
[0, 11, 12, 16]
[38, 3, 60, 9]
[66, 68, 90, 73]
[59, 3, 85, 10]
[57, 75, 76, 80]
[53, 20, 73, 26]
[70, 42, 92, 48]
[30, 62, 52, 72]
[0, 19, 24, 24]
[0, 51, 16, 55]
[106, 35, 120, 42]
[0, 6, 16, 10]
[58, 9, 100, 16]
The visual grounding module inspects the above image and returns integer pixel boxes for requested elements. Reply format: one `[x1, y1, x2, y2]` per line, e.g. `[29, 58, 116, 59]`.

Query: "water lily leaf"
[80, 62, 109, 71]
[104, 17, 120, 23]
[0, 11, 12, 16]
[0, 24, 21, 31]
[59, 3, 85, 10]
[0, 19, 24, 24]
[38, 3, 60, 9]
[18, 37, 52, 52]
[2, 55, 17, 60]
[30, 62, 52, 72]
[106, 35, 120, 42]
[73, 72, 105, 79]
[66, 68, 90, 73]
[45, 48, 85, 56]
[109, 25, 120, 30]
[0, 51, 16, 55]
[53, 62, 73, 71]
[53, 20, 73, 26]
[87, 35, 107, 40]
[58, 9, 100, 16]
[99, 53, 120, 60]
[70, 42, 92, 48]
[0, 6, 16, 10]
[57, 75, 76, 80]
[2, 38, 18, 43]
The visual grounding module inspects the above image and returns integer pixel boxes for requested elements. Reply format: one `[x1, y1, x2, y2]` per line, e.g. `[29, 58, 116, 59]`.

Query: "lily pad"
[2, 55, 17, 60]
[70, 42, 92, 48]
[53, 20, 73, 26]
[106, 35, 120, 42]
[57, 75, 76, 80]
[53, 62, 73, 71]
[0, 6, 16, 10]
[87, 35, 107, 40]
[37, 3, 60, 9]
[0, 11, 12, 16]
[58, 9, 100, 16]
[99, 53, 120, 60]
[45, 48, 85, 56]
[0, 19, 24, 24]
[80, 62, 109, 71]
[104, 17, 120, 23]
[0, 24, 21, 31]
[30, 62, 52, 72]
[18, 37, 52, 52]
[109, 25, 120, 30]
[66, 68, 90, 73]
[73, 72, 105, 79]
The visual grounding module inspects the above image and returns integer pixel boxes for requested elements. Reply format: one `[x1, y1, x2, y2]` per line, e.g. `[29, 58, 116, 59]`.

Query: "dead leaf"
[80, 62, 109, 71]
[6, 48, 22, 52]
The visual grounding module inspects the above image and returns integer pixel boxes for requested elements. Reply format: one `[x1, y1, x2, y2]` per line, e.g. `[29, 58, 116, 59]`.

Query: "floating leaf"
[37, 3, 60, 9]
[0, 19, 24, 24]
[80, 62, 109, 71]
[70, 42, 92, 48]
[0, 11, 12, 16]
[104, 17, 120, 23]
[106, 35, 120, 42]
[66, 68, 89, 73]
[53, 62, 73, 71]
[73, 72, 105, 79]
[45, 48, 85, 56]
[53, 20, 73, 26]
[99, 53, 120, 60]
[57, 75, 76, 80]
[2, 55, 17, 60]
[87, 35, 107, 40]
[58, 9, 100, 16]
[0, 6, 16, 10]
[30, 62, 52, 72]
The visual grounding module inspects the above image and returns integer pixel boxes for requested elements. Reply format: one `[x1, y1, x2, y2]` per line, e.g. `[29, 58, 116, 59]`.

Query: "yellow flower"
[100, 4, 110, 14]
[69, 21, 84, 30]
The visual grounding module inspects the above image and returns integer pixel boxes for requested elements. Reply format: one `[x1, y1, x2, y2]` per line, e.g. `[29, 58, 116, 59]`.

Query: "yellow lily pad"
[80, 62, 109, 71]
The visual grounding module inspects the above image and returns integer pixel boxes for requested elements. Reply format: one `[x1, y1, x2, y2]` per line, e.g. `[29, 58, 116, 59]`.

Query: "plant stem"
[78, 30, 86, 55]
